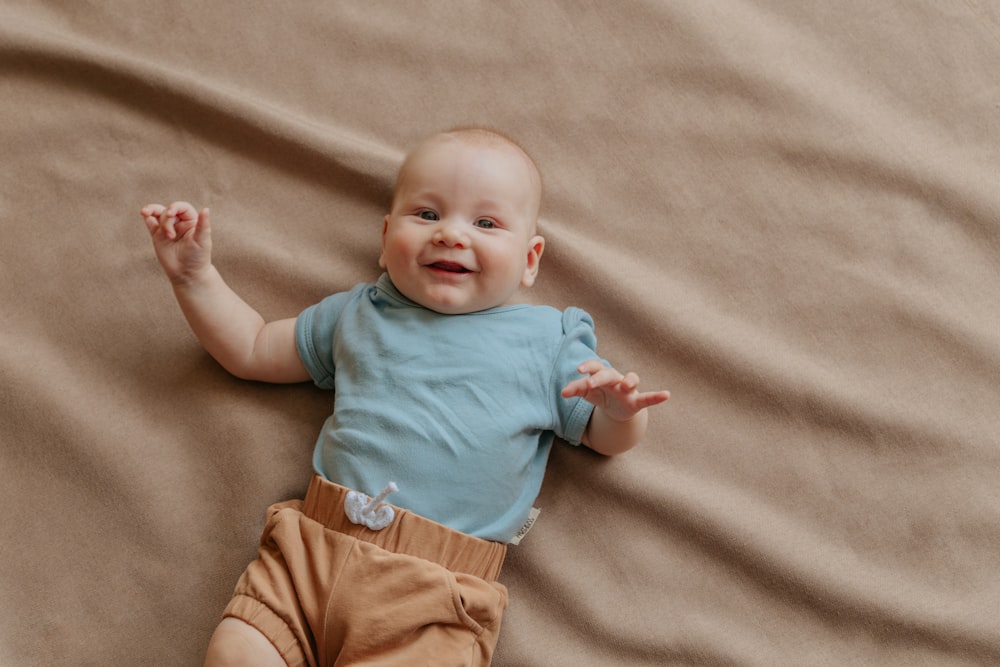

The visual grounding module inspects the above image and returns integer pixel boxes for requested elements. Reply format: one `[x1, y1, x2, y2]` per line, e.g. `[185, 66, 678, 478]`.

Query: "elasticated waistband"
[302, 475, 506, 582]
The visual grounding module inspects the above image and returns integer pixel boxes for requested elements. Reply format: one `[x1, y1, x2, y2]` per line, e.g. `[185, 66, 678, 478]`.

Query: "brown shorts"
[223, 475, 509, 666]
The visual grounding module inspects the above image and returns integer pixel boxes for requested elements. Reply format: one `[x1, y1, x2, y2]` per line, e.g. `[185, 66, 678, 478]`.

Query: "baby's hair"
[390, 127, 543, 213]
[440, 126, 531, 155]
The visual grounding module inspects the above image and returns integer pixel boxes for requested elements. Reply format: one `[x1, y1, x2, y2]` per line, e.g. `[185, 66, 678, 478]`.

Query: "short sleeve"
[295, 290, 353, 390]
[551, 307, 603, 445]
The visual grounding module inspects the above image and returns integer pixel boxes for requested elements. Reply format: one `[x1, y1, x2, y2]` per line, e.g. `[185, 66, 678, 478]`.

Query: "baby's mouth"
[427, 261, 471, 274]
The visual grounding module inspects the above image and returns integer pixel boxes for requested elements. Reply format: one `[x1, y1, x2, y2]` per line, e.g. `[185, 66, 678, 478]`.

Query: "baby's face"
[380, 136, 544, 314]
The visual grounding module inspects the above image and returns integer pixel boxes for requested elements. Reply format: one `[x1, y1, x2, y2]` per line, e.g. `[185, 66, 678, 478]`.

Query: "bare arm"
[141, 202, 310, 383]
[561, 359, 670, 455]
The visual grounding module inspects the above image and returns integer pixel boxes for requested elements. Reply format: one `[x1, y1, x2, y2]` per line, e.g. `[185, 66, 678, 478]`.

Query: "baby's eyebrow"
[403, 189, 444, 207]
[474, 198, 512, 215]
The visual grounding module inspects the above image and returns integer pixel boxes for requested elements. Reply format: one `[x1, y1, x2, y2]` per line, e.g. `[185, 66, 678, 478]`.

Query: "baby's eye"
[474, 218, 496, 229]
[418, 210, 439, 221]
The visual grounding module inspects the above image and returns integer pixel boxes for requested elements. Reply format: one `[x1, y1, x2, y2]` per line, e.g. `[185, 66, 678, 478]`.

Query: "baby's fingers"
[159, 203, 188, 240]
[148, 202, 196, 240]
[140, 203, 166, 219]
[576, 360, 624, 387]
[140, 204, 165, 235]
[576, 359, 607, 377]
[164, 201, 198, 222]
[619, 372, 640, 393]
[634, 389, 671, 409]
[618, 371, 670, 408]
[560, 376, 591, 399]
[584, 366, 627, 390]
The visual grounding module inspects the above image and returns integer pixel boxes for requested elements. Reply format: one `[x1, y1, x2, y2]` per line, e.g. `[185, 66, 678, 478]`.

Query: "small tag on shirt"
[509, 507, 541, 545]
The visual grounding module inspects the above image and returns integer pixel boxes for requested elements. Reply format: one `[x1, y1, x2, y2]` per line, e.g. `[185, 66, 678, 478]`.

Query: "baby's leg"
[203, 618, 285, 667]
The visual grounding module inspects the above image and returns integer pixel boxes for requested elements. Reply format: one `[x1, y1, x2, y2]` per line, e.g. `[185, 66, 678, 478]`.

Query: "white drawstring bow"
[344, 482, 399, 531]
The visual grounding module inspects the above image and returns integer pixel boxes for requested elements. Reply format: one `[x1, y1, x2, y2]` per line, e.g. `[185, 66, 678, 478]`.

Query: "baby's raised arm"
[141, 202, 310, 384]
[561, 360, 670, 456]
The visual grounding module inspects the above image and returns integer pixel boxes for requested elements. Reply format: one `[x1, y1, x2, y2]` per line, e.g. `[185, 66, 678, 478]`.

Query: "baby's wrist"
[169, 264, 215, 288]
[599, 405, 643, 424]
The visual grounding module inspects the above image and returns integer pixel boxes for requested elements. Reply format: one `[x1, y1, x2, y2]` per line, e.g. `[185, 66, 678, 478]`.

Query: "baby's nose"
[434, 220, 469, 247]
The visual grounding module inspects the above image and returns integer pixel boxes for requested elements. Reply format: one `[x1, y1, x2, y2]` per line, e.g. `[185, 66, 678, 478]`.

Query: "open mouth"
[427, 261, 472, 274]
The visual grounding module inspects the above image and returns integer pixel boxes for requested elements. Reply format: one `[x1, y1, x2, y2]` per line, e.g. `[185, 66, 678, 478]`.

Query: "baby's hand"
[140, 201, 212, 284]
[561, 360, 670, 422]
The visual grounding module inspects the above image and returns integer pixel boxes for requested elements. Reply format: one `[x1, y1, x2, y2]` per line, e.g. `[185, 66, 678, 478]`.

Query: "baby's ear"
[379, 216, 390, 269]
[521, 235, 545, 287]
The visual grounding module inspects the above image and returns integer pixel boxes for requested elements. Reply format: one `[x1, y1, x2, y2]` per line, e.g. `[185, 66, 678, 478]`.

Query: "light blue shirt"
[295, 273, 599, 542]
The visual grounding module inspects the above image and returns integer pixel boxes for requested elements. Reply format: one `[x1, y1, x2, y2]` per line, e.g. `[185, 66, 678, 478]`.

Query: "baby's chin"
[389, 272, 526, 314]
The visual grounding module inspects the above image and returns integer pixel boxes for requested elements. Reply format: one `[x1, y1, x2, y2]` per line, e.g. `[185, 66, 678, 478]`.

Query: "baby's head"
[380, 129, 545, 314]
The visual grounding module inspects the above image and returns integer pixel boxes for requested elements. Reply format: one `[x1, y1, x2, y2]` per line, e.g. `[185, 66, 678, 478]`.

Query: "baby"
[141, 128, 669, 666]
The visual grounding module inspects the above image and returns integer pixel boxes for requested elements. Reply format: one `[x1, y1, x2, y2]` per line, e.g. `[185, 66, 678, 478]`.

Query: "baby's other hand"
[561, 359, 670, 422]
[141, 201, 205, 240]
[140, 201, 212, 284]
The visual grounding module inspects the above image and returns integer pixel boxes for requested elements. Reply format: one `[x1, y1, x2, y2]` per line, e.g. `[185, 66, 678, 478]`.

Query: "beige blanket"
[3, 2, 999, 665]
